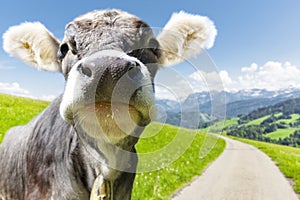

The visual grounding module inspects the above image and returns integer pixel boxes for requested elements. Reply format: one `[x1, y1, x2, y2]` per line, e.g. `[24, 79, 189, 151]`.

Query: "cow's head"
[3, 9, 216, 144]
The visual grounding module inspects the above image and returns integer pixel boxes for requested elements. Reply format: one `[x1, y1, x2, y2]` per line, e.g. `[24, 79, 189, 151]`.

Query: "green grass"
[243, 112, 299, 129]
[0, 94, 226, 199]
[223, 118, 239, 128]
[277, 114, 300, 124]
[222, 118, 239, 135]
[232, 137, 300, 194]
[133, 123, 226, 199]
[0, 94, 50, 143]
[246, 115, 270, 125]
[214, 118, 239, 129]
[237, 113, 299, 141]
[266, 128, 298, 140]
[245, 113, 300, 127]
[202, 118, 239, 133]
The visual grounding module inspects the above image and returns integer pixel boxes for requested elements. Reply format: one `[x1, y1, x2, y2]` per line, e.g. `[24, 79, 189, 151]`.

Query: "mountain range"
[155, 88, 300, 127]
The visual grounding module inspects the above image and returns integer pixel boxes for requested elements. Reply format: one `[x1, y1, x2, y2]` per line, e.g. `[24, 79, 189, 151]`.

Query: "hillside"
[0, 93, 226, 199]
[0, 94, 50, 142]
[156, 88, 300, 128]
[226, 98, 300, 147]
[132, 123, 225, 199]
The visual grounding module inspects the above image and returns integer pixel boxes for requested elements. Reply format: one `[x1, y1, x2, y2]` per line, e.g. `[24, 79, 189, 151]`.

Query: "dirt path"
[172, 136, 299, 200]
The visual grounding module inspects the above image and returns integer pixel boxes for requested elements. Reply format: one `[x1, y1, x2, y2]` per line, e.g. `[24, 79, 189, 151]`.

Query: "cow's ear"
[3, 22, 61, 72]
[157, 11, 217, 67]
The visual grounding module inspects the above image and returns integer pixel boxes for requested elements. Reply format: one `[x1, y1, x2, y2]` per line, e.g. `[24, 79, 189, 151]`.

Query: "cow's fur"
[0, 96, 138, 199]
[0, 9, 216, 200]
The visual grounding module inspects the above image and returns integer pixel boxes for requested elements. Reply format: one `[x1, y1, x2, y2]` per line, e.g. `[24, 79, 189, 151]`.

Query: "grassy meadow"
[266, 128, 298, 140]
[0, 94, 50, 142]
[0, 93, 226, 199]
[246, 115, 271, 126]
[238, 112, 300, 140]
[133, 123, 225, 199]
[226, 112, 300, 146]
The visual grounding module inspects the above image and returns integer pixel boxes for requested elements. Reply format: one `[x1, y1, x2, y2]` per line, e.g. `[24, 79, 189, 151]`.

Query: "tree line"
[227, 114, 300, 147]
[238, 97, 300, 124]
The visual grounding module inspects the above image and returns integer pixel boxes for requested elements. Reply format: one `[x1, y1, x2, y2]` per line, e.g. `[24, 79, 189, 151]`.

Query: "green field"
[229, 112, 300, 144]
[133, 123, 225, 199]
[233, 137, 300, 194]
[245, 113, 286, 126]
[0, 94, 50, 142]
[277, 114, 300, 124]
[266, 128, 298, 140]
[0, 94, 226, 199]
[246, 115, 271, 125]
[219, 118, 239, 135]
[223, 118, 239, 128]
[202, 118, 239, 134]
[214, 118, 239, 129]
[246, 113, 300, 140]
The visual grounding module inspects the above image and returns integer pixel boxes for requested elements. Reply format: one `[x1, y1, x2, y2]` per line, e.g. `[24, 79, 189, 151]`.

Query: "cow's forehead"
[62, 9, 153, 59]
[71, 9, 144, 28]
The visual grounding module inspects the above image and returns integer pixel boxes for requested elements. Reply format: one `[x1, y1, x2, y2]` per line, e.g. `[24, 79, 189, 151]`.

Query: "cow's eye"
[127, 49, 143, 59]
[57, 43, 69, 60]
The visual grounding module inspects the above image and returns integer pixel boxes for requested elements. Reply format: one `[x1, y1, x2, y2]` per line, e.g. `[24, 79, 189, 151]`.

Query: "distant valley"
[226, 97, 300, 147]
[156, 88, 300, 128]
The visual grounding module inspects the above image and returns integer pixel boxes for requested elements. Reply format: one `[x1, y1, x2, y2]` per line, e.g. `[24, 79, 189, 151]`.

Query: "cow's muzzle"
[60, 50, 156, 141]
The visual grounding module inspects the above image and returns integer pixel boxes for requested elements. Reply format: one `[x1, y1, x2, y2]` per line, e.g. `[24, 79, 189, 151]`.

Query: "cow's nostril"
[77, 63, 92, 77]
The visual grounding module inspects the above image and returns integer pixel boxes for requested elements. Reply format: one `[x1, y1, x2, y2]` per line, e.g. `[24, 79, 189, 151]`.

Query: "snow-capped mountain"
[155, 88, 300, 127]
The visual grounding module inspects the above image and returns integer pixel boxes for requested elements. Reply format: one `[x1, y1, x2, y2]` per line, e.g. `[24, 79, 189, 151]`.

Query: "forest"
[226, 98, 300, 147]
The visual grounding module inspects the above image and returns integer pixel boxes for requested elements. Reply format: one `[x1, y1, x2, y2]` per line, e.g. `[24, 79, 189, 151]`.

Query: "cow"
[0, 9, 216, 200]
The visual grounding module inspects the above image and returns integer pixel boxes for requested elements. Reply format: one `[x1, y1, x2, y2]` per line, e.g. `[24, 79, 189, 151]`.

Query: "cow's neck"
[74, 124, 142, 181]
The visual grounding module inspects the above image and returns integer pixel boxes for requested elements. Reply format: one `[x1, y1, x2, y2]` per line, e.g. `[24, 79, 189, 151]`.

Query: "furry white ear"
[157, 11, 217, 67]
[3, 22, 61, 72]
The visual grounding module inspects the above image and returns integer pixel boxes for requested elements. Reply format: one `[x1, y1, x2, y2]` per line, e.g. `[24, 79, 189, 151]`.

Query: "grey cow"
[0, 9, 216, 200]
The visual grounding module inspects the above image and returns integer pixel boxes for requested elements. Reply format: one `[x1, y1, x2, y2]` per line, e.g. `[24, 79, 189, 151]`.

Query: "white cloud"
[189, 70, 228, 92]
[241, 63, 258, 73]
[189, 61, 300, 93]
[219, 70, 235, 87]
[155, 80, 193, 102]
[0, 82, 56, 101]
[0, 82, 30, 96]
[155, 86, 176, 100]
[236, 61, 300, 91]
[155, 68, 198, 102]
[39, 95, 56, 101]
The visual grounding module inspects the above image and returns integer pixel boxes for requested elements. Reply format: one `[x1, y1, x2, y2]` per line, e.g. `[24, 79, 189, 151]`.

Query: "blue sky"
[1, 0, 300, 100]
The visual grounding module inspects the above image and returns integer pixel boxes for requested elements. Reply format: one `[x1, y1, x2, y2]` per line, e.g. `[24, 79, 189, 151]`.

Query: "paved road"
[172, 136, 299, 200]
